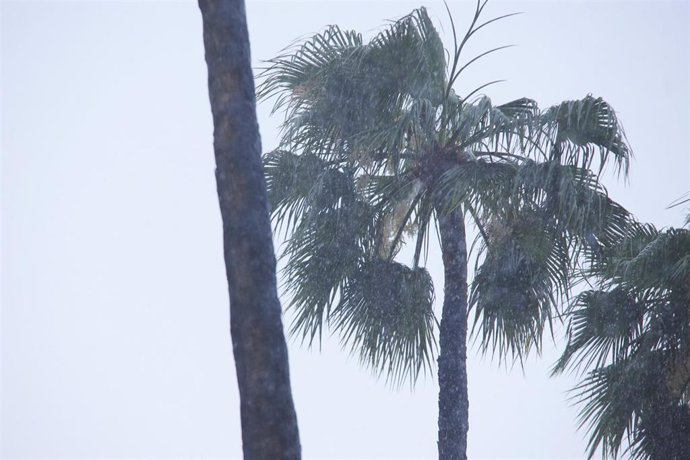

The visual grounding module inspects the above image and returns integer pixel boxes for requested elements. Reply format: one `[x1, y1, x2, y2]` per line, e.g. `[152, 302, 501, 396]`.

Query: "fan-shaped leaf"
[331, 259, 437, 385]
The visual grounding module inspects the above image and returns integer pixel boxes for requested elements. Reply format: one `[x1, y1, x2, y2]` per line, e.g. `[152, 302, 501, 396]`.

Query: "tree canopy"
[554, 217, 690, 459]
[260, 5, 633, 381]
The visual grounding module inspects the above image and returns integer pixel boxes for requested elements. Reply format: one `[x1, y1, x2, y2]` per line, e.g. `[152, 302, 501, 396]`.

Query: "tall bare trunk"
[436, 206, 469, 460]
[198, 1, 301, 458]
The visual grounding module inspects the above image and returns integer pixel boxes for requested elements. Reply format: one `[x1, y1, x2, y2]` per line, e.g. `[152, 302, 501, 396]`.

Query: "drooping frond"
[571, 354, 656, 459]
[629, 400, 690, 460]
[552, 287, 645, 375]
[538, 95, 631, 176]
[469, 209, 567, 360]
[470, 247, 553, 359]
[570, 347, 690, 460]
[283, 194, 377, 344]
[513, 160, 633, 258]
[331, 259, 436, 385]
[433, 153, 634, 362]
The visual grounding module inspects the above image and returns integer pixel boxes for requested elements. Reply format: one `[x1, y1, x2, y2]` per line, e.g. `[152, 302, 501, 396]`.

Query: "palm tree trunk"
[198, 1, 301, 458]
[436, 206, 469, 460]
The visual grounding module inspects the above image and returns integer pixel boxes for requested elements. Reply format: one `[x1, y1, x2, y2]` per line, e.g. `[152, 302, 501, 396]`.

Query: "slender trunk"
[436, 206, 469, 460]
[198, 1, 301, 458]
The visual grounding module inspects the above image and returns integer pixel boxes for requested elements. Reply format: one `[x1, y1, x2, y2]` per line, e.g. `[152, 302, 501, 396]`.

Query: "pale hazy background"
[2, 1, 688, 459]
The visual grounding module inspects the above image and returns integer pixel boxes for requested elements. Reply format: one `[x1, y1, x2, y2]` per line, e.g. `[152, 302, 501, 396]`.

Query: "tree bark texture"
[198, 1, 301, 458]
[436, 206, 469, 460]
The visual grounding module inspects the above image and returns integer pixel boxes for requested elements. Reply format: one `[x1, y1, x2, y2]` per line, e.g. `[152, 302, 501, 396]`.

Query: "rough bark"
[436, 206, 469, 460]
[198, 1, 301, 458]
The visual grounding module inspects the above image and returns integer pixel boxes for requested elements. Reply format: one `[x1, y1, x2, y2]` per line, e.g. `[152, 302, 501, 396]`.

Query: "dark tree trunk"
[198, 1, 301, 458]
[436, 206, 469, 460]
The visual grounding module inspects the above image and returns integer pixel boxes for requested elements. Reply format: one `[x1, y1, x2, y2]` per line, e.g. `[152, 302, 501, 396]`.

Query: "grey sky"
[2, 1, 688, 459]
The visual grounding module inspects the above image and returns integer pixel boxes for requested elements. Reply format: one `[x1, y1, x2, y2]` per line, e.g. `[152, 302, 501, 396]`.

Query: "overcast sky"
[2, 1, 688, 459]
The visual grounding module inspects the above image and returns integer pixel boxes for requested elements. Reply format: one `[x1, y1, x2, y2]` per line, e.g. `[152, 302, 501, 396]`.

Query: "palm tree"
[553, 216, 690, 459]
[198, 0, 300, 457]
[259, 3, 632, 458]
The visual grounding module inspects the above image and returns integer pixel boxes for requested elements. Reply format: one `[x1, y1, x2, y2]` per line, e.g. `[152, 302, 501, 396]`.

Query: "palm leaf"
[552, 287, 645, 375]
[615, 228, 690, 289]
[571, 351, 679, 459]
[259, 7, 447, 163]
[538, 95, 631, 175]
[257, 25, 363, 113]
[469, 211, 563, 360]
[264, 150, 351, 233]
[514, 160, 633, 254]
[283, 197, 376, 344]
[331, 259, 436, 385]
[433, 158, 518, 217]
[442, 96, 537, 152]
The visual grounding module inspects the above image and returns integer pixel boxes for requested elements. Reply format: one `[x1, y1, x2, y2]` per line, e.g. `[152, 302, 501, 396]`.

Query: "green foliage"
[555, 224, 690, 459]
[333, 260, 436, 384]
[539, 95, 630, 175]
[259, 4, 633, 383]
[470, 209, 566, 359]
[259, 8, 446, 164]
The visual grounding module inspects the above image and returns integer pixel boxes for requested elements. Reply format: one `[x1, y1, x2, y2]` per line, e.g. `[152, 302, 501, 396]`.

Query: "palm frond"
[514, 160, 633, 255]
[258, 7, 447, 162]
[257, 25, 363, 112]
[358, 171, 428, 258]
[585, 221, 658, 279]
[444, 0, 520, 98]
[371, 7, 446, 105]
[615, 228, 690, 290]
[667, 191, 690, 210]
[630, 401, 690, 460]
[442, 96, 537, 152]
[553, 287, 645, 375]
[571, 351, 683, 460]
[264, 150, 351, 234]
[433, 158, 518, 218]
[469, 210, 566, 361]
[283, 197, 376, 344]
[538, 95, 631, 176]
[587, 224, 690, 298]
[571, 358, 642, 459]
[331, 259, 437, 385]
